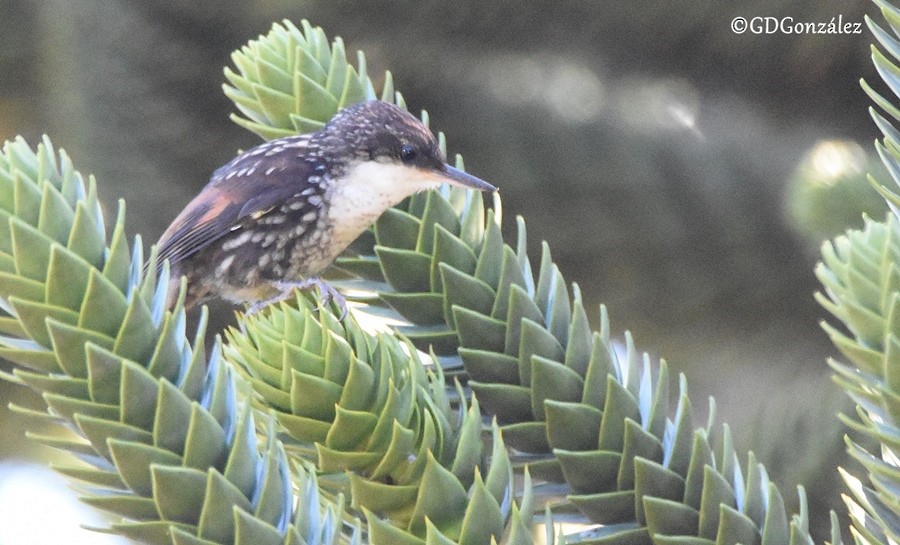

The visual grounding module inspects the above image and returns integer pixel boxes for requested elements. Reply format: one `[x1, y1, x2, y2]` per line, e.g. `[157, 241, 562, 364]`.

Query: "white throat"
[325, 160, 442, 248]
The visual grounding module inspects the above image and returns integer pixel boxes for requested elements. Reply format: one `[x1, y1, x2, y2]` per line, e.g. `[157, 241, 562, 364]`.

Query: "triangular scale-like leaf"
[81, 495, 160, 520]
[338, 66, 367, 110]
[643, 496, 700, 540]
[0, 271, 43, 302]
[54, 463, 124, 489]
[102, 216, 131, 293]
[37, 182, 74, 245]
[252, 83, 297, 128]
[181, 330, 210, 402]
[48, 319, 115, 380]
[873, 42, 900, 105]
[544, 400, 602, 451]
[635, 457, 687, 521]
[294, 33, 333, 83]
[183, 403, 228, 470]
[441, 264, 495, 321]
[397, 325, 458, 355]
[505, 284, 545, 357]
[717, 504, 761, 545]
[108, 438, 182, 496]
[568, 490, 637, 525]
[459, 191, 486, 250]
[233, 509, 284, 545]
[698, 465, 735, 540]
[290, 371, 342, 420]
[255, 56, 295, 95]
[491, 246, 528, 320]
[469, 381, 533, 423]
[448, 403, 482, 487]
[760, 484, 789, 545]
[231, 114, 296, 140]
[253, 435, 291, 528]
[457, 473, 505, 545]
[352, 478, 419, 519]
[43, 390, 119, 423]
[45, 245, 91, 310]
[0, 249, 15, 273]
[598, 378, 641, 451]
[75, 413, 153, 461]
[325, 38, 350, 100]
[317, 444, 383, 473]
[424, 519, 459, 545]
[667, 384, 695, 475]
[113, 295, 156, 363]
[531, 355, 584, 420]
[370, 421, 417, 480]
[556, 448, 621, 494]
[376, 247, 432, 293]
[619, 419, 665, 490]
[25, 430, 98, 459]
[408, 452, 469, 538]
[381, 292, 445, 325]
[170, 527, 220, 545]
[154, 379, 194, 454]
[114, 521, 197, 545]
[66, 201, 106, 267]
[364, 509, 425, 545]
[474, 212, 504, 289]
[518, 318, 565, 387]
[324, 405, 377, 451]
[78, 269, 128, 337]
[10, 218, 52, 282]
[152, 465, 209, 524]
[289, 113, 326, 135]
[453, 306, 506, 353]
[223, 406, 258, 499]
[0, 345, 58, 373]
[433, 222, 477, 276]
[526, 458, 563, 483]
[12, 171, 42, 225]
[501, 421, 550, 453]
[459, 348, 519, 384]
[545, 267, 571, 347]
[338, 357, 376, 412]
[565, 295, 593, 377]
[120, 358, 162, 429]
[416, 192, 461, 256]
[197, 470, 253, 543]
[865, 79, 900, 124]
[14, 368, 87, 397]
[147, 317, 182, 382]
[83, 339, 127, 405]
[295, 71, 340, 122]
[647, 360, 670, 439]
[683, 431, 714, 511]
[375, 207, 421, 250]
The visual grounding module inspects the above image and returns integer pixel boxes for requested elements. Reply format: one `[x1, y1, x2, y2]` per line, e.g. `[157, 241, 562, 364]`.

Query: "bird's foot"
[246, 278, 348, 319]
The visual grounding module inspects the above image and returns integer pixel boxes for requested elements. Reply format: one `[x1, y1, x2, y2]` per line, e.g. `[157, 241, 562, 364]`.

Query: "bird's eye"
[400, 144, 417, 163]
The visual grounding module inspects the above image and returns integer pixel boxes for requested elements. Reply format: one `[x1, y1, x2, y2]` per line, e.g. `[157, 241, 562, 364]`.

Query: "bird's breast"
[324, 160, 442, 249]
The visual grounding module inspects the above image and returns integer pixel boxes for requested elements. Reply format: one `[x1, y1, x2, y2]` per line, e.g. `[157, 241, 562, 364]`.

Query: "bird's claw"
[251, 278, 348, 319]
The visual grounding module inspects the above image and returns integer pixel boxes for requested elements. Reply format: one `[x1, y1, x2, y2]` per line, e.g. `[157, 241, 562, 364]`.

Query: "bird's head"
[321, 100, 497, 195]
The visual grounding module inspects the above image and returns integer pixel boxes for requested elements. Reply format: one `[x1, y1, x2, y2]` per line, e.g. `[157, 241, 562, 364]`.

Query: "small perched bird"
[156, 100, 497, 313]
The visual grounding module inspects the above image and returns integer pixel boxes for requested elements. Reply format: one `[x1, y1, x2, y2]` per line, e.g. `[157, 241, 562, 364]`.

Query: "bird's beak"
[439, 164, 498, 192]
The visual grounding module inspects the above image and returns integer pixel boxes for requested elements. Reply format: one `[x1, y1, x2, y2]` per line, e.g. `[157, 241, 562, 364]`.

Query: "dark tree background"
[0, 0, 881, 540]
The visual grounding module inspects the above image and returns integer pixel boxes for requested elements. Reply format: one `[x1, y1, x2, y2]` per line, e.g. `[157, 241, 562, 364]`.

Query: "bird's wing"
[156, 145, 321, 269]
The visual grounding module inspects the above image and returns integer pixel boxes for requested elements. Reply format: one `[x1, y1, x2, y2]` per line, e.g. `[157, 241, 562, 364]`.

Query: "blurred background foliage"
[0, 0, 885, 542]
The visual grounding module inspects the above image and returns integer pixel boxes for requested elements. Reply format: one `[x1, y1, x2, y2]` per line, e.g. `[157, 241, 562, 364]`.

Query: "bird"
[155, 99, 497, 315]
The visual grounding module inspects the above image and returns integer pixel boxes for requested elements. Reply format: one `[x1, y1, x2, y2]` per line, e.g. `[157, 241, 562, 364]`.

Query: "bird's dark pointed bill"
[442, 165, 497, 192]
